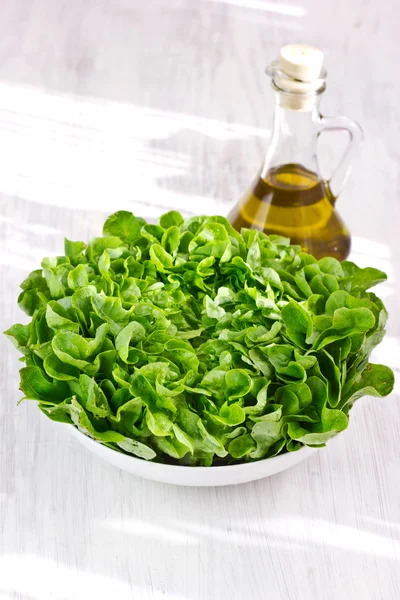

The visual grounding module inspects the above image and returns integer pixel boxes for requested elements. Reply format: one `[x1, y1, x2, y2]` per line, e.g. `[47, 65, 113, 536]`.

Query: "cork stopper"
[268, 44, 326, 111]
[280, 44, 324, 82]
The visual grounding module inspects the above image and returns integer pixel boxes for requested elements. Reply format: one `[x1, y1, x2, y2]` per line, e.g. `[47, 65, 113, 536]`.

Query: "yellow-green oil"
[229, 163, 350, 260]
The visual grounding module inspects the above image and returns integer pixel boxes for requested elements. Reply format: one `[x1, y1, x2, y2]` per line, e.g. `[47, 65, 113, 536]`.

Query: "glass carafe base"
[229, 163, 351, 261]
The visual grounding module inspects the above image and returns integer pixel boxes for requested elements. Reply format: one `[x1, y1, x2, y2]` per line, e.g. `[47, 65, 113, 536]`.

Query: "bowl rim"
[67, 423, 317, 472]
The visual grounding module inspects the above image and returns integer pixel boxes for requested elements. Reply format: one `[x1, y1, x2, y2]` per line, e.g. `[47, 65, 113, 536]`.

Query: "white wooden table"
[1, 1, 399, 598]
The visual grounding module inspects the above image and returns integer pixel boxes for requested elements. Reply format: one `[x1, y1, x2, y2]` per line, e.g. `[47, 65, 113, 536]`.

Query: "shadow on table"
[0, 80, 267, 224]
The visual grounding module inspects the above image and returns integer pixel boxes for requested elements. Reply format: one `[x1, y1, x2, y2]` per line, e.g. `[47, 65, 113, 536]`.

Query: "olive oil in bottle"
[229, 44, 363, 261]
[229, 163, 351, 260]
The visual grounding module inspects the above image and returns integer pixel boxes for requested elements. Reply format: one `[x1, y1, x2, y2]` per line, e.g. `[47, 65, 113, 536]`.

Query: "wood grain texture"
[0, 0, 399, 599]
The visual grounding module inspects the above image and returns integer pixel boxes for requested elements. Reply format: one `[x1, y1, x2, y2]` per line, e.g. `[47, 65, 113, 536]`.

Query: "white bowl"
[66, 425, 318, 486]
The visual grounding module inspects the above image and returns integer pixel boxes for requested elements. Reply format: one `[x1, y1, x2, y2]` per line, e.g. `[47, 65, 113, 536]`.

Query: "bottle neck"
[261, 90, 322, 179]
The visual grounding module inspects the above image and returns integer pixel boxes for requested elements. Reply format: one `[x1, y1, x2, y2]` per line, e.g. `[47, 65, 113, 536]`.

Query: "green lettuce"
[5, 210, 395, 465]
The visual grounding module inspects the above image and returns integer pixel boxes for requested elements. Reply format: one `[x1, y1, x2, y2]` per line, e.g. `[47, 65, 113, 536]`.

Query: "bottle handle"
[316, 115, 364, 200]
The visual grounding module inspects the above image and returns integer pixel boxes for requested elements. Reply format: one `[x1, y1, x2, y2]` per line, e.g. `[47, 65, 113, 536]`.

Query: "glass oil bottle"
[229, 44, 363, 260]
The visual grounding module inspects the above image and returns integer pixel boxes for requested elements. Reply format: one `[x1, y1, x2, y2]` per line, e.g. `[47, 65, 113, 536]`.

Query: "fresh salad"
[5, 211, 394, 465]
